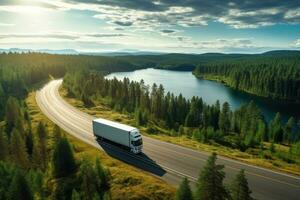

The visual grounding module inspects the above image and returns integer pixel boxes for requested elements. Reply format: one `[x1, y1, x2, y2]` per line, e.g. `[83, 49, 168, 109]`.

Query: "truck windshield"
[132, 138, 143, 146]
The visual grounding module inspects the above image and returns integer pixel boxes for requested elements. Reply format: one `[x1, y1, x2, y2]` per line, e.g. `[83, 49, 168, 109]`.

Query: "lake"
[106, 68, 300, 123]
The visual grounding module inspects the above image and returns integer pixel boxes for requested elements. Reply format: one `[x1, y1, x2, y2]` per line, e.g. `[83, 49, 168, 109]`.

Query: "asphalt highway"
[36, 79, 300, 200]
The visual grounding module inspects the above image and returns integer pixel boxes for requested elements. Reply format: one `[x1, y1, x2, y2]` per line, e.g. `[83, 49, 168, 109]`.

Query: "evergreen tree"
[192, 129, 202, 142]
[26, 170, 44, 199]
[52, 137, 76, 178]
[5, 97, 21, 135]
[176, 177, 193, 200]
[269, 113, 283, 143]
[196, 153, 228, 200]
[77, 158, 98, 200]
[269, 142, 276, 153]
[36, 122, 47, 170]
[218, 102, 231, 133]
[31, 140, 42, 169]
[0, 83, 5, 117]
[194, 55, 300, 101]
[81, 90, 94, 107]
[53, 124, 62, 145]
[95, 158, 110, 195]
[255, 120, 267, 142]
[14, 117, 25, 136]
[135, 109, 144, 126]
[231, 169, 253, 200]
[0, 161, 15, 199]
[0, 129, 9, 161]
[284, 117, 294, 144]
[25, 128, 34, 156]
[10, 129, 29, 168]
[71, 189, 80, 200]
[292, 141, 300, 156]
[178, 125, 185, 136]
[8, 170, 33, 200]
[297, 119, 300, 142]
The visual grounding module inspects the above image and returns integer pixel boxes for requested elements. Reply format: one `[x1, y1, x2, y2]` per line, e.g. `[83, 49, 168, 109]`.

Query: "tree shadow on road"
[96, 138, 166, 177]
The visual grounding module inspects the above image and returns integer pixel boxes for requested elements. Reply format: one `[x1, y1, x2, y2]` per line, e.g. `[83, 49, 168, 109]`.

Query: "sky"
[0, 0, 300, 53]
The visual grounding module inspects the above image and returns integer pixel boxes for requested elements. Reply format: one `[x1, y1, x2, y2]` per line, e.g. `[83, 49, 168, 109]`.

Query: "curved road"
[36, 80, 300, 200]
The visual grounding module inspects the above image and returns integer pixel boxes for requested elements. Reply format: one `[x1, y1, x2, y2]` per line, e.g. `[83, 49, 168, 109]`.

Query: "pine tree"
[77, 158, 98, 200]
[0, 83, 5, 117]
[176, 177, 193, 200]
[10, 129, 29, 168]
[178, 125, 185, 136]
[297, 119, 300, 141]
[0, 129, 9, 161]
[255, 120, 267, 142]
[25, 128, 34, 156]
[231, 169, 253, 200]
[71, 189, 80, 200]
[292, 141, 300, 156]
[53, 124, 62, 145]
[269, 142, 276, 153]
[36, 122, 47, 170]
[81, 90, 94, 107]
[269, 113, 283, 143]
[95, 158, 110, 195]
[0, 161, 14, 199]
[5, 97, 21, 135]
[135, 108, 143, 126]
[218, 102, 231, 133]
[52, 137, 76, 178]
[284, 117, 294, 144]
[32, 140, 42, 169]
[196, 153, 228, 200]
[26, 169, 44, 199]
[8, 170, 33, 200]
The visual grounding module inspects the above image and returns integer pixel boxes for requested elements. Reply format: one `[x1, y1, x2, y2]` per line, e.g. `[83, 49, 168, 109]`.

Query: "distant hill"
[1, 48, 299, 71]
[0, 48, 79, 55]
[82, 50, 164, 56]
[114, 50, 300, 71]
[262, 50, 300, 56]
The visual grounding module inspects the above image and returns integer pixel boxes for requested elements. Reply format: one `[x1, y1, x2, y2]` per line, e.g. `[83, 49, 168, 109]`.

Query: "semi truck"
[92, 118, 143, 154]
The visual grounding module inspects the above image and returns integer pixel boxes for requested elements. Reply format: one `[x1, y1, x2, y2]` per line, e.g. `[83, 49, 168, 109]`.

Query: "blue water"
[106, 68, 300, 122]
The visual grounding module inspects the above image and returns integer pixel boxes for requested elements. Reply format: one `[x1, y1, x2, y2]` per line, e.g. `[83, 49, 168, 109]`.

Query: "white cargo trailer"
[92, 118, 143, 154]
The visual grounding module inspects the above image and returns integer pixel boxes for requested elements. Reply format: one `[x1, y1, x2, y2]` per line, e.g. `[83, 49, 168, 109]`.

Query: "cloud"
[293, 39, 300, 47]
[0, 22, 15, 26]
[0, 32, 127, 40]
[1, 0, 300, 30]
[114, 27, 125, 31]
[0, 33, 78, 40]
[67, 0, 164, 12]
[178, 38, 256, 50]
[0, 0, 60, 12]
[4, 0, 298, 30]
[85, 33, 127, 37]
[113, 20, 133, 26]
[159, 29, 182, 37]
[63, 0, 300, 29]
[202, 38, 254, 49]
[160, 29, 177, 34]
[0, 0, 58, 8]
[161, 38, 269, 53]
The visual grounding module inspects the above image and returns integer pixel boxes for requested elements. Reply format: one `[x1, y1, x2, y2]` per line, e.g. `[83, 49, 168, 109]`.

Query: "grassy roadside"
[26, 91, 176, 200]
[59, 86, 300, 177]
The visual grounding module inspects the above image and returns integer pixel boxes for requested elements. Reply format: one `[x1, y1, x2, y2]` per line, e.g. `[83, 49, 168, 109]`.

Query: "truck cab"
[130, 130, 143, 154]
